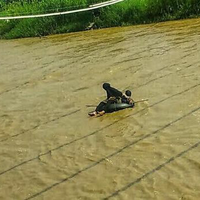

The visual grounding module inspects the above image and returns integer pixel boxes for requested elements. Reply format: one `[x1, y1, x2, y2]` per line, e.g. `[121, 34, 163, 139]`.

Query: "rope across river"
[0, 0, 124, 20]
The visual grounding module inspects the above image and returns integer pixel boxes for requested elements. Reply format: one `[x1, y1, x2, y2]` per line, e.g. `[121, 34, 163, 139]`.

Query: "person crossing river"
[88, 83, 134, 117]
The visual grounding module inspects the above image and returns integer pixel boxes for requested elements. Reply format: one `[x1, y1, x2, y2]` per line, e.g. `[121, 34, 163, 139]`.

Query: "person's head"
[125, 90, 131, 97]
[103, 83, 110, 90]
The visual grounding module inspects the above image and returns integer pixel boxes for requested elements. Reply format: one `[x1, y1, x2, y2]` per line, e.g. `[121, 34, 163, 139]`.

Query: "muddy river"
[0, 18, 200, 200]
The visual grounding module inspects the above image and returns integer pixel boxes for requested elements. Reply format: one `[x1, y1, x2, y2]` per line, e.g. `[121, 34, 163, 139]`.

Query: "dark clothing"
[95, 98, 134, 114]
[104, 86, 123, 100]
[95, 101, 106, 112]
[121, 95, 130, 104]
[95, 98, 117, 113]
[96, 83, 130, 113]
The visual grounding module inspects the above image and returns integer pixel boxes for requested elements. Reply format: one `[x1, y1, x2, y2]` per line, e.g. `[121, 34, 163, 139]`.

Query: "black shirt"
[104, 87, 123, 99]
[121, 95, 128, 104]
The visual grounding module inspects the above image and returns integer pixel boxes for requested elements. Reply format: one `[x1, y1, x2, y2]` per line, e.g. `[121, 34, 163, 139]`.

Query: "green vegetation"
[0, 0, 200, 39]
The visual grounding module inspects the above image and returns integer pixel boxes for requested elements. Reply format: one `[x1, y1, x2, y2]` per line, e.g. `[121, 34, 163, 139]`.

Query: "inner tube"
[105, 102, 134, 113]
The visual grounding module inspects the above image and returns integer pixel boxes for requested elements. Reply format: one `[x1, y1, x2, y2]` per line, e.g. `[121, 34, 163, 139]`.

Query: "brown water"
[0, 18, 200, 200]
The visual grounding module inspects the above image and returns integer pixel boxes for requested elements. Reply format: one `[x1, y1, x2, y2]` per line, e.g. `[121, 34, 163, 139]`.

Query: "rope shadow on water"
[103, 140, 200, 199]
[0, 22, 197, 99]
[0, 62, 175, 142]
[1, 56, 198, 143]
[25, 104, 200, 200]
[0, 82, 200, 178]
[0, 109, 81, 143]
[124, 61, 200, 91]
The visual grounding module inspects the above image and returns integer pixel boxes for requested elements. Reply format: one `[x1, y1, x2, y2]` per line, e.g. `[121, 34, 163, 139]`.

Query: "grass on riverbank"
[0, 0, 200, 39]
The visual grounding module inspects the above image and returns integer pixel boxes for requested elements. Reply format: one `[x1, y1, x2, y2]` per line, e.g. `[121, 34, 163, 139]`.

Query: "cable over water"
[0, 0, 124, 20]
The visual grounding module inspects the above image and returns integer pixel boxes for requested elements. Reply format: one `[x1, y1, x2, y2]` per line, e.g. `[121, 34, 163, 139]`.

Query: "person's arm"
[128, 98, 134, 104]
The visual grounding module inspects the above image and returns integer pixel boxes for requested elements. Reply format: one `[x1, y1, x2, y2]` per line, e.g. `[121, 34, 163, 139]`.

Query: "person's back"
[103, 83, 122, 100]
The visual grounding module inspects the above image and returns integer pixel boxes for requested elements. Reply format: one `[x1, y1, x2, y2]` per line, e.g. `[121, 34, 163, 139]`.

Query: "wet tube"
[106, 102, 134, 113]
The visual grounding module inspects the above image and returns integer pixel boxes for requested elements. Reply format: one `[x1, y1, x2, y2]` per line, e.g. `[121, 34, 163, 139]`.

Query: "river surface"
[0, 18, 200, 200]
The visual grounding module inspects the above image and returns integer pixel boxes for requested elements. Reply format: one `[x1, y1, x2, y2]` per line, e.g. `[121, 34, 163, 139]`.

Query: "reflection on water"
[0, 18, 200, 200]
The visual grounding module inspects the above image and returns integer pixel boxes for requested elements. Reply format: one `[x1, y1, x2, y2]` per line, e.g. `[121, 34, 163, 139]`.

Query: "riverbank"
[0, 0, 200, 39]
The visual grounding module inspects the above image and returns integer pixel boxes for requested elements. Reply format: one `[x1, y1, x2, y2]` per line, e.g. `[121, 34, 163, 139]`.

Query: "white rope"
[0, 0, 124, 20]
